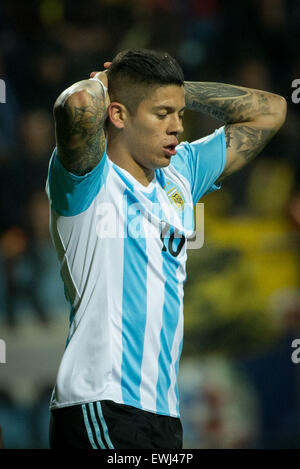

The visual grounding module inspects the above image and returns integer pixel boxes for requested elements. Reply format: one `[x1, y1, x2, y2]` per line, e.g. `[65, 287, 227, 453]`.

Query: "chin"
[152, 155, 172, 169]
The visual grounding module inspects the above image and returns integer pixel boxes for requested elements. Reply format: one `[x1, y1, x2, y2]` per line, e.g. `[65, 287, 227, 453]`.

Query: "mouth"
[162, 144, 177, 157]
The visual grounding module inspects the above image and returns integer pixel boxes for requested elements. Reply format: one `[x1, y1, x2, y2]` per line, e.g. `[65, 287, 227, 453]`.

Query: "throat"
[126, 167, 155, 188]
[107, 153, 155, 188]
[135, 169, 155, 187]
[107, 140, 155, 187]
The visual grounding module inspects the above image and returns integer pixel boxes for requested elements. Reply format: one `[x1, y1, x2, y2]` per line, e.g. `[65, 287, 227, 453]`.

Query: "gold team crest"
[164, 181, 185, 210]
[170, 191, 184, 209]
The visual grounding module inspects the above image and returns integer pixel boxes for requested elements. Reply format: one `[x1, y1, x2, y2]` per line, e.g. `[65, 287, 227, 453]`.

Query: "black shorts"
[49, 400, 183, 449]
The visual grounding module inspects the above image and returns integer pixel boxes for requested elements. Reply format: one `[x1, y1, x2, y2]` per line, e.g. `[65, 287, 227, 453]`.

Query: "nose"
[168, 114, 184, 135]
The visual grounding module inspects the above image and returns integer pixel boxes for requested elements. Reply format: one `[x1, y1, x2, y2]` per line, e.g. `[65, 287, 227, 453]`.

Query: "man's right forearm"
[54, 77, 108, 175]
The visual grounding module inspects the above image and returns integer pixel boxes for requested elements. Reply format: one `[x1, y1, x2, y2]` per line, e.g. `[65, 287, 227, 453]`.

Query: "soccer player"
[47, 49, 286, 449]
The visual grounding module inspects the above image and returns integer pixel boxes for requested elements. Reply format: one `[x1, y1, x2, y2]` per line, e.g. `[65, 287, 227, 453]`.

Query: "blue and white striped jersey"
[46, 126, 226, 417]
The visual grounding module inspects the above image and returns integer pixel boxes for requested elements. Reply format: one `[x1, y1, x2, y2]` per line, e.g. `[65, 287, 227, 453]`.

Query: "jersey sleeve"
[170, 126, 227, 205]
[45, 146, 108, 216]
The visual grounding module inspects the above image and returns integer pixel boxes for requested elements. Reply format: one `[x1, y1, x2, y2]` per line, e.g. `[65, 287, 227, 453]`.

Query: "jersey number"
[160, 228, 185, 257]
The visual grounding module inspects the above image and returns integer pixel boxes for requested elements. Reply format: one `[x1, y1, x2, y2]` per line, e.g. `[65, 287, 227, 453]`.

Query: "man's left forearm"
[184, 81, 286, 126]
[184, 81, 287, 178]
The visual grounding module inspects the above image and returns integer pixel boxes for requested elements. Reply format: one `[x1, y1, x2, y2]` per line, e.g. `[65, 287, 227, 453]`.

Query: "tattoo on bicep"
[225, 124, 275, 162]
[225, 128, 233, 149]
[55, 94, 107, 175]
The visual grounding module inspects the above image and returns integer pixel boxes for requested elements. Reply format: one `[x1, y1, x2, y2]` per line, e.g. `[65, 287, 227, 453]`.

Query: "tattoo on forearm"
[185, 82, 248, 100]
[184, 82, 274, 124]
[55, 92, 107, 175]
[184, 81, 285, 181]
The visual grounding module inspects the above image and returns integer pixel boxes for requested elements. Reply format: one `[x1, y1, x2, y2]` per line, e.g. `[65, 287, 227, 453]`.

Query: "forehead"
[140, 84, 185, 110]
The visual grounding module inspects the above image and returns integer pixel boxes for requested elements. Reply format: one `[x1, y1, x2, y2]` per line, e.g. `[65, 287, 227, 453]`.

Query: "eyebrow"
[152, 105, 186, 112]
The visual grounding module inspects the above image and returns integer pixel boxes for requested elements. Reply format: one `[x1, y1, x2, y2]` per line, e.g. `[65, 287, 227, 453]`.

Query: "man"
[47, 49, 286, 449]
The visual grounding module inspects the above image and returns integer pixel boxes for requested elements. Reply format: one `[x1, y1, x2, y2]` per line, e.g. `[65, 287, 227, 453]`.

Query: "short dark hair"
[107, 48, 184, 114]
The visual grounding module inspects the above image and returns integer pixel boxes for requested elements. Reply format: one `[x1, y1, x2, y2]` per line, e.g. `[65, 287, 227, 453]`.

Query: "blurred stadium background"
[0, 0, 300, 449]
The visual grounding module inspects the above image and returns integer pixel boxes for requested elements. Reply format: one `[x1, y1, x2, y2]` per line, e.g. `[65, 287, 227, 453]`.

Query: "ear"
[107, 102, 128, 129]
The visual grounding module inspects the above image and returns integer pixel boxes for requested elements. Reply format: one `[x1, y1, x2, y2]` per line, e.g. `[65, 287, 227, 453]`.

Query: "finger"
[104, 62, 112, 69]
[90, 71, 98, 78]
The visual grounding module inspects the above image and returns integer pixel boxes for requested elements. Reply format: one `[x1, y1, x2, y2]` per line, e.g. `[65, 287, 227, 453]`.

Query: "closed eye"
[157, 113, 184, 120]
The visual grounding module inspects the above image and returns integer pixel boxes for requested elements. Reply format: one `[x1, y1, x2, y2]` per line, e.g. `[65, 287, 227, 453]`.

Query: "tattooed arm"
[53, 71, 110, 175]
[184, 82, 287, 181]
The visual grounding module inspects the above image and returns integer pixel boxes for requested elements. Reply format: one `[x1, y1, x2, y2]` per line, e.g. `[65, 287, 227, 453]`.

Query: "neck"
[107, 133, 154, 187]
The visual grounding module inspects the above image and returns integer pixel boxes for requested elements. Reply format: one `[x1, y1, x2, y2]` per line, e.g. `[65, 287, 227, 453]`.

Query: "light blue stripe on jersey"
[156, 226, 182, 415]
[121, 189, 148, 406]
[112, 163, 134, 192]
[81, 404, 98, 449]
[96, 402, 114, 449]
[155, 168, 166, 189]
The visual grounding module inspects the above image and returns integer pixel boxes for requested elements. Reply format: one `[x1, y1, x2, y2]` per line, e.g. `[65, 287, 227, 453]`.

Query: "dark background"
[0, 0, 300, 449]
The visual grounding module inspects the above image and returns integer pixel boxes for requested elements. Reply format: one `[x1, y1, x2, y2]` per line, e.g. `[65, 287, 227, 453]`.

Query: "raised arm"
[53, 71, 110, 175]
[184, 82, 287, 181]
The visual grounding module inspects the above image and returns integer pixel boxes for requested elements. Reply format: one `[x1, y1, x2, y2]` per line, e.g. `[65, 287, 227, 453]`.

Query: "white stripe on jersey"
[103, 175, 126, 405]
[140, 215, 165, 412]
[168, 267, 185, 416]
